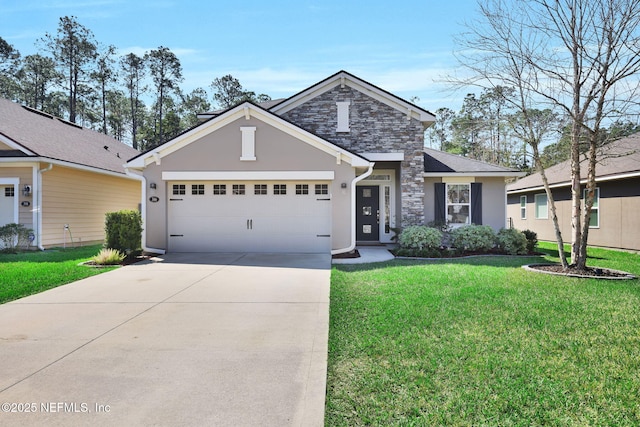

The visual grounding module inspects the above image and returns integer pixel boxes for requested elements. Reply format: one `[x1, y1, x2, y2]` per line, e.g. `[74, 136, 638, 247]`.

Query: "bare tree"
[452, 0, 640, 270]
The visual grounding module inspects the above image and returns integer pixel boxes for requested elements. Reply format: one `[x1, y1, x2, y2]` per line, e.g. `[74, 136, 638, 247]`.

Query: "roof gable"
[0, 98, 139, 174]
[126, 101, 371, 169]
[270, 70, 435, 125]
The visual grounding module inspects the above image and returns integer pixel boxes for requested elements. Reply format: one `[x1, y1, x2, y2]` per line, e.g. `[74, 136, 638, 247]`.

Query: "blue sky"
[2, 0, 479, 112]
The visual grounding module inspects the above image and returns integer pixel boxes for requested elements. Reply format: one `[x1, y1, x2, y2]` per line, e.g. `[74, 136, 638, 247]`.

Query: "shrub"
[449, 224, 496, 253]
[399, 226, 443, 252]
[522, 229, 539, 253]
[0, 223, 33, 253]
[92, 248, 126, 265]
[496, 228, 528, 255]
[105, 210, 142, 256]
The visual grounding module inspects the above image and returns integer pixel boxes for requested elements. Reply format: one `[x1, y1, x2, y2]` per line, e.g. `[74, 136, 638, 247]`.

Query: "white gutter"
[37, 163, 53, 250]
[125, 168, 166, 255]
[332, 163, 375, 255]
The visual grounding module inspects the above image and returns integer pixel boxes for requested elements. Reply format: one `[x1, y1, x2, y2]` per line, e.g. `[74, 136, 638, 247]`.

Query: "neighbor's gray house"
[125, 71, 523, 254]
[507, 133, 640, 251]
[0, 98, 141, 249]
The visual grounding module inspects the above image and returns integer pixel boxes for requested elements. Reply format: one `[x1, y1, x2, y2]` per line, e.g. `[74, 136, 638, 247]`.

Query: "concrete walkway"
[0, 252, 330, 427]
[331, 246, 395, 264]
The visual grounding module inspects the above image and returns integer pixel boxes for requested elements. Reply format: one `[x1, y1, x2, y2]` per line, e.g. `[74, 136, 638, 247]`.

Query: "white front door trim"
[357, 169, 397, 243]
[0, 177, 19, 226]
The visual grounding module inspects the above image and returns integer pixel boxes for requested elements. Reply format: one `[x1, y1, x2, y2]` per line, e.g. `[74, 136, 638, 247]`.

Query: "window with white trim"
[254, 184, 267, 195]
[535, 194, 548, 219]
[296, 184, 309, 195]
[232, 184, 245, 195]
[213, 184, 226, 195]
[274, 184, 286, 195]
[583, 187, 600, 228]
[446, 183, 470, 225]
[4, 187, 14, 197]
[191, 184, 205, 195]
[520, 195, 527, 219]
[172, 184, 185, 195]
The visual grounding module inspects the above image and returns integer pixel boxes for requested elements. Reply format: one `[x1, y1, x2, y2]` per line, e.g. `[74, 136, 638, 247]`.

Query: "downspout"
[37, 163, 53, 250]
[332, 162, 375, 255]
[125, 168, 166, 255]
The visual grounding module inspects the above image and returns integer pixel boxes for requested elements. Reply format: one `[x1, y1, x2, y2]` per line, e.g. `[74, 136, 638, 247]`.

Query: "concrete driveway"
[0, 252, 330, 426]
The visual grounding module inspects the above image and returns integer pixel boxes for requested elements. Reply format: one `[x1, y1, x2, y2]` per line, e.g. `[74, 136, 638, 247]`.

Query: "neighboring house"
[0, 98, 141, 249]
[507, 133, 640, 251]
[125, 71, 523, 254]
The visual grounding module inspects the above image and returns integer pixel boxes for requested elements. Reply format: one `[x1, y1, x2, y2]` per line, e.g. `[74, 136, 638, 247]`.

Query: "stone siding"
[280, 85, 426, 226]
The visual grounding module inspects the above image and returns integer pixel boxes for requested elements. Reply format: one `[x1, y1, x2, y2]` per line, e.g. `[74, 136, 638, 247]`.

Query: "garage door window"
[315, 184, 328, 195]
[296, 184, 309, 195]
[213, 184, 226, 195]
[254, 184, 267, 195]
[274, 184, 286, 195]
[192, 184, 205, 195]
[232, 184, 245, 195]
[172, 184, 185, 195]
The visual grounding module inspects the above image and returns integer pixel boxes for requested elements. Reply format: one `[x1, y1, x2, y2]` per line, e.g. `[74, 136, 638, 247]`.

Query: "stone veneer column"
[279, 85, 426, 228]
[400, 143, 426, 227]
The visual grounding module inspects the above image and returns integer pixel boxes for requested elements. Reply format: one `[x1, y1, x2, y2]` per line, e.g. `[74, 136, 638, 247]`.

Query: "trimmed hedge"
[105, 210, 142, 256]
[496, 228, 528, 255]
[449, 224, 496, 253]
[522, 229, 539, 253]
[0, 223, 33, 253]
[398, 226, 443, 257]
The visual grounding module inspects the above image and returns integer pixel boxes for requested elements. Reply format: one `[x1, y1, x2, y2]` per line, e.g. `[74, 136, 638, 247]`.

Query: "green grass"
[326, 243, 640, 426]
[0, 245, 115, 304]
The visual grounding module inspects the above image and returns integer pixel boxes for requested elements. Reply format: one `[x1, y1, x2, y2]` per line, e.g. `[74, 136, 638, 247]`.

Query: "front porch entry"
[356, 169, 396, 244]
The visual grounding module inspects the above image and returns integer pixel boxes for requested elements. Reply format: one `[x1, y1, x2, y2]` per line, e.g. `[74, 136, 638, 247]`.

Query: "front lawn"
[326, 243, 640, 426]
[0, 245, 115, 304]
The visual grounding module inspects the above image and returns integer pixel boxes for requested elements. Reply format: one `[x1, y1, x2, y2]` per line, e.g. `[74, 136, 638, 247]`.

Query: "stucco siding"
[507, 177, 640, 251]
[424, 177, 508, 231]
[41, 166, 140, 248]
[0, 165, 35, 228]
[144, 116, 356, 252]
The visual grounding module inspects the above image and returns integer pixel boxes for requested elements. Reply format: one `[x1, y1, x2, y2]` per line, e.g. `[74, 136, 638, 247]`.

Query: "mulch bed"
[525, 263, 636, 279]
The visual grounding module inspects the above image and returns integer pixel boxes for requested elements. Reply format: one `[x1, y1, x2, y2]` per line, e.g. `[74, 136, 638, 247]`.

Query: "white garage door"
[167, 181, 332, 253]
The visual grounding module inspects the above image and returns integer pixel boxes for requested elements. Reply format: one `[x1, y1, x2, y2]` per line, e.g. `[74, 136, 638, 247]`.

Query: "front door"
[0, 185, 15, 226]
[356, 186, 379, 241]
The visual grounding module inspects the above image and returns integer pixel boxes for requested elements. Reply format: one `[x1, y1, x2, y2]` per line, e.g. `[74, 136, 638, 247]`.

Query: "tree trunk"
[576, 139, 599, 270]
[569, 128, 583, 268]
[532, 142, 568, 268]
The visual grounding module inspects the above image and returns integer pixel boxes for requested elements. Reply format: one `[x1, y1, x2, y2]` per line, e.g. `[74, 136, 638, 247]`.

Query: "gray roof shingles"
[507, 133, 640, 192]
[0, 98, 139, 174]
[424, 147, 521, 173]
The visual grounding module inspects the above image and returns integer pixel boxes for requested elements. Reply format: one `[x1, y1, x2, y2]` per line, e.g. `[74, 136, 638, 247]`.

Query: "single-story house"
[0, 98, 141, 249]
[507, 133, 640, 251]
[125, 71, 524, 254]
